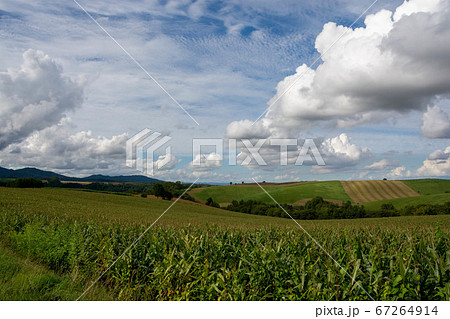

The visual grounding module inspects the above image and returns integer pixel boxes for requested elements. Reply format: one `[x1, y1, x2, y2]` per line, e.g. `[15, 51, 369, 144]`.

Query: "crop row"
[0, 210, 448, 300]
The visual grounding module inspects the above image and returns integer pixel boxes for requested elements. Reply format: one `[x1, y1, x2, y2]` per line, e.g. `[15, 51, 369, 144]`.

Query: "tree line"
[0, 177, 198, 201]
[205, 196, 450, 220]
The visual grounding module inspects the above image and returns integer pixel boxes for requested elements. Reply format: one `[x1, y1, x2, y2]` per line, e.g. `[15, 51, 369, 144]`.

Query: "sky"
[1, 0, 449, 183]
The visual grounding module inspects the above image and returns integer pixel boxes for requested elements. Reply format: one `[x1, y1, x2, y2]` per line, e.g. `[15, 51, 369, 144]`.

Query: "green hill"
[363, 193, 450, 211]
[190, 181, 351, 205]
[403, 179, 450, 195]
[0, 188, 293, 229]
[192, 179, 450, 208]
[0, 187, 448, 231]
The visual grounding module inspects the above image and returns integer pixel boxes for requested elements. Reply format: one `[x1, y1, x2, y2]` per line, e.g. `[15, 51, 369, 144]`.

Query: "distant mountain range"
[0, 166, 162, 183]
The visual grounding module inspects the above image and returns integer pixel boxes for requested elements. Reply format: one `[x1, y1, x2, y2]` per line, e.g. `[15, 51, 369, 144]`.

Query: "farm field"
[193, 179, 449, 207]
[0, 187, 449, 301]
[190, 181, 352, 205]
[341, 180, 419, 204]
[0, 188, 295, 229]
[403, 179, 450, 195]
[364, 193, 450, 211]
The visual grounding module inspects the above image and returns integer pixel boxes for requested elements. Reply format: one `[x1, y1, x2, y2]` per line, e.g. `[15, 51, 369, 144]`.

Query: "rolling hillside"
[364, 193, 450, 211]
[190, 181, 351, 205]
[341, 180, 419, 204]
[0, 187, 448, 231]
[0, 188, 293, 229]
[403, 179, 450, 195]
[191, 179, 449, 207]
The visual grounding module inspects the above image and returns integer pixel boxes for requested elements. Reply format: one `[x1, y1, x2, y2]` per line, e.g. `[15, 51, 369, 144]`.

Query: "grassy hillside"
[0, 244, 111, 300]
[0, 188, 294, 229]
[364, 193, 450, 211]
[0, 188, 449, 300]
[341, 180, 419, 204]
[2, 187, 447, 230]
[191, 181, 351, 205]
[403, 179, 450, 195]
[192, 179, 449, 207]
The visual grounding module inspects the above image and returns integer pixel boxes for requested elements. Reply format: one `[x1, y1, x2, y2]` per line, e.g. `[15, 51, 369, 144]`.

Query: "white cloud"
[0, 118, 129, 174]
[416, 146, 450, 176]
[387, 166, 412, 178]
[187, 152, 222, 171]
[154, 154, 180, 170]
[421, 105, 450, 138]
[387, 147, 450, 178]
[321, 134, 368, 162]
[0, 50, 84, 149]
[226, 133, 371, 173]
[226, 120, 271, 139]
[274, 174, 301, 181]
[364, 158, 398, 170]
[227, 0, 450, 138]
[312, 133, 372, 173]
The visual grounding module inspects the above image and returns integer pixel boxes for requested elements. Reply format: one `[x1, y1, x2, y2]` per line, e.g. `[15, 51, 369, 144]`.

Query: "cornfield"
[0, 210, 448, 300]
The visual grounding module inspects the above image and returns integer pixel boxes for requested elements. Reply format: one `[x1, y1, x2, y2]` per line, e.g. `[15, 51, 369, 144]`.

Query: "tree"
[162, 190, 173, 200]
[7, 178, 44, 188]
[47, 176, 62, 187]
[381, 203, 397, 217]
[206, 197, 220, 208]
[305, 196, 325, 210]
[152, 183, 173, 200]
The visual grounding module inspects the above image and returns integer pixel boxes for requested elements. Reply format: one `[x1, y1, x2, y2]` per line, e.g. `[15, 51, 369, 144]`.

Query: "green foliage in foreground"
[0, 210, 448, 301]
[0, 244, 111, 300]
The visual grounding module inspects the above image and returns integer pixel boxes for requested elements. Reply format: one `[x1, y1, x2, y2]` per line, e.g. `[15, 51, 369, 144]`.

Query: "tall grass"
[0, 210, 448, 300]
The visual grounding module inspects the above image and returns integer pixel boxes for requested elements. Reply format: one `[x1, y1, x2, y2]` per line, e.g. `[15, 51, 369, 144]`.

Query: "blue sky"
[1, 0, 449, 182]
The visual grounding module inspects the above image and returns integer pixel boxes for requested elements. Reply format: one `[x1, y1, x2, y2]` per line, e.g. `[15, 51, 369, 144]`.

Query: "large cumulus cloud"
[227, 0, 450, 139]
[0, 118, 129, 172]
[0, 49, 84, 149]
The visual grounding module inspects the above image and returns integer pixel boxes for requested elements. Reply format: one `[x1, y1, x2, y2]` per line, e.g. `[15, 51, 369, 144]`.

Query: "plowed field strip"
[341, 180, 420, 204]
